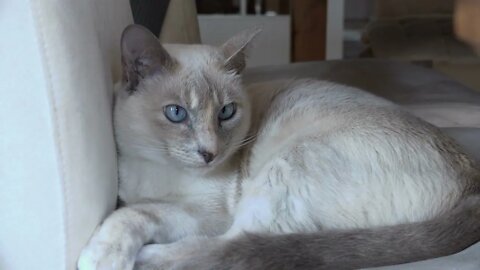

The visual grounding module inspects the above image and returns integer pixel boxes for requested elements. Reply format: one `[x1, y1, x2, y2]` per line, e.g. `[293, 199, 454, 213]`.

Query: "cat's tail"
[216, 194, 480, 270]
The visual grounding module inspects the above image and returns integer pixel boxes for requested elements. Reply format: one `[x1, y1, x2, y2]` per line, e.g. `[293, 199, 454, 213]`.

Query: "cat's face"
[115, 25, 259, 172]
[116, 63, 251, 171]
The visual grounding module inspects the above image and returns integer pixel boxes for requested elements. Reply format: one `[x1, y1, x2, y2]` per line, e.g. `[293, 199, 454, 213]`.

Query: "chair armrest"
[0, 0, 131, 269]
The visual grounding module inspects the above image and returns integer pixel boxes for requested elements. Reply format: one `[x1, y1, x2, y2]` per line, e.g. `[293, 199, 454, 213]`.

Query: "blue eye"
[218, 103, 237, 121]
[164, 104, 187, 123]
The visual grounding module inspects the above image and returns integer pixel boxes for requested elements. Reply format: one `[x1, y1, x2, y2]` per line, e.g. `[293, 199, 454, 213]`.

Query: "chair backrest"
[0, 0, 132, 269]
[160, 0, 201, 44]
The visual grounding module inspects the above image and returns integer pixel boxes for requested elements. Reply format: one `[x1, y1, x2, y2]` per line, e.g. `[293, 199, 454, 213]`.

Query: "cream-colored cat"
[78, 25, 480, 270]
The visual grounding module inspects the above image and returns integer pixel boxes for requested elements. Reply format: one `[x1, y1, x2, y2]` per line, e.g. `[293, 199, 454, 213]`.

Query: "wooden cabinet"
[455, 0, 480, 52]
[291, 0, 328, 61]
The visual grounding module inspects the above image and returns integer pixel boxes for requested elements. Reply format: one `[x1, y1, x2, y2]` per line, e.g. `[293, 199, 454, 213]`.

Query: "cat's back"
[243, 79, 478, 229]
[247, 79, 396, 139]
[247, 78, 476, 178]
[246, 79, 403, 158]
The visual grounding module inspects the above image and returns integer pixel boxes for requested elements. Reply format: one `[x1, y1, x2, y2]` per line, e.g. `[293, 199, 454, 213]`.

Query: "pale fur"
[78, 25, 480, 270]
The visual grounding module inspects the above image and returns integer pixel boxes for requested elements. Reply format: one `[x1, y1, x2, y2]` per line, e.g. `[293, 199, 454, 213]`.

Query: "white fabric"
[0, 0, 132, 269]
[370, 237, 480, 270]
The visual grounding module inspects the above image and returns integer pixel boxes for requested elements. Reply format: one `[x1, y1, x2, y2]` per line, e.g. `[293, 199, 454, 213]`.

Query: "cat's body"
[78, 25, 480, 270]
[118, 78, 469, 229]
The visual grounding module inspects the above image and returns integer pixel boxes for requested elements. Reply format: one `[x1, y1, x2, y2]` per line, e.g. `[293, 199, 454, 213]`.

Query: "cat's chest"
[118, 156, 236, 206]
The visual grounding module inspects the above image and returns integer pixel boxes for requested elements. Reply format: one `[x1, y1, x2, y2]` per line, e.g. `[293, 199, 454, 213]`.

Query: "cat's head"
[114, 24, 260, 172]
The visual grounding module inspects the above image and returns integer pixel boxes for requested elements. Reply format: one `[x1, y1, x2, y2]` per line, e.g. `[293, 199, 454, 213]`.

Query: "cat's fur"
[78, 24, 480, 270]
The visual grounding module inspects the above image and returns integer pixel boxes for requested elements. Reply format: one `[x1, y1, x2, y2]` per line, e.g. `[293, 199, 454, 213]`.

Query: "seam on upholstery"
[29, 1, 69, 268]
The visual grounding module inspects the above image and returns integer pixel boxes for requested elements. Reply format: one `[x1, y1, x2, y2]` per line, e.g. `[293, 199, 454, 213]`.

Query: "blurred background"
[166, 0, 480, 92]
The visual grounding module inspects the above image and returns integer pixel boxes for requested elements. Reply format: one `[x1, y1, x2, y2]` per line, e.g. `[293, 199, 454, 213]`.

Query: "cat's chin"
[174, 163, 215, 176]
[188, 166, 215, 175]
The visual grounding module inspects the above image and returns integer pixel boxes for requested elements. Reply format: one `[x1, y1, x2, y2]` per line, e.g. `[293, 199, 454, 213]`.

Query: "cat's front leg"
[78, 202, 228, 270]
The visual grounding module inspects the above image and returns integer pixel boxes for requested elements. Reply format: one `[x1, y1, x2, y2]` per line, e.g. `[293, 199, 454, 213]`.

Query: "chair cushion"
[370, 242, 480, 270]
[0, 0, 132, 269]
[244, 60, 480, 128]
[405, 103, 480, 128]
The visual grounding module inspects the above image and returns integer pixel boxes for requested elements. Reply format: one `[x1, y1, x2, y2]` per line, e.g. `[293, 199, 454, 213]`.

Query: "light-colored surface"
[443, 128, 480, 163]
[0, 0, 132, 269]
[326, 0, 345, 59]
[198, 15, 290, 67]
[405, 103, 480, 127]
[159, 0, 201, 44]
[369, 230, 480, 269]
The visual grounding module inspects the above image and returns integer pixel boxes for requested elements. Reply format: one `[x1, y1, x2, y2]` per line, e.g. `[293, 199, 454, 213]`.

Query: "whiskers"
[121, 133, 259, 166]
[125, 141, 185, 157]
[230, 133, 258, 149]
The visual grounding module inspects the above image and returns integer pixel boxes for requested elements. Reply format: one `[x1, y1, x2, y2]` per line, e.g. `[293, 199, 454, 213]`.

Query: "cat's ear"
[221, 27, 262, 74]
[121, 24, 175, 92]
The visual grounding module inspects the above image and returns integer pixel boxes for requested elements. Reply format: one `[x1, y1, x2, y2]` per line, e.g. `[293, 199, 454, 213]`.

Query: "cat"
[78, 24, 480, 270]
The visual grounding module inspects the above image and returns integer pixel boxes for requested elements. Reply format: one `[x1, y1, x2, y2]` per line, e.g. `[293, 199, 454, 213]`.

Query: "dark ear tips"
[121, 24, 174, 92]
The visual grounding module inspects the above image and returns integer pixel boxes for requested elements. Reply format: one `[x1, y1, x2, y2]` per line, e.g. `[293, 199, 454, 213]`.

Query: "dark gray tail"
[218, 195, 480, 270]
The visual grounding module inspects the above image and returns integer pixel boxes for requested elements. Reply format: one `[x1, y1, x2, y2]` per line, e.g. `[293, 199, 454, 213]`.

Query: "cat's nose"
[198, 150, 215, 164]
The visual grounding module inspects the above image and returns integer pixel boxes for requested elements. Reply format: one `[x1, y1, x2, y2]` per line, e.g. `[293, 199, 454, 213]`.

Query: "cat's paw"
[77, 240, 135, 270]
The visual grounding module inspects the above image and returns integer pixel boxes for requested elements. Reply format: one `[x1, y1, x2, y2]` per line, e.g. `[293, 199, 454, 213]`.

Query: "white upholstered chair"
[1, 1, 479, 270]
